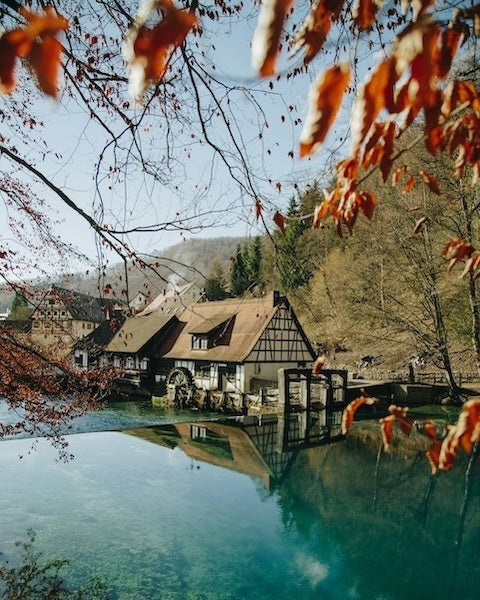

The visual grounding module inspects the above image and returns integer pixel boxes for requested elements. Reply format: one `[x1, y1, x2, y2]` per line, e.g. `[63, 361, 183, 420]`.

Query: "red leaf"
[351, 58, 397, 151]
[273, 210, 286, 235]
[29, 36, 63, 97]
[442, 238, 474, 270]
[353, 0, 384, 31]
[341, 394, 377, 435]
[299, 63, 351, 157]
[0, 6, 68, 97]
[125, 0, 197, 96]
[252, 0, 293, 77]
[293, 0, 345, 64]
[255, 198, 264, 221]
[426, 439, 442, 475]
[312, 201, 329, 229]
[419, 170, 441, 195]
[422, 419, 438, 441]
[380, 415, 396, 452]
[404, 176, 416, 192]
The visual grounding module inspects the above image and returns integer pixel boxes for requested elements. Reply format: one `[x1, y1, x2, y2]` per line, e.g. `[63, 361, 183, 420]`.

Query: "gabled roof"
[160, 292, 292, 363]
[32, 285, 108, 323]
[106, 312, 177, 354]
[74, 316, 125, 350]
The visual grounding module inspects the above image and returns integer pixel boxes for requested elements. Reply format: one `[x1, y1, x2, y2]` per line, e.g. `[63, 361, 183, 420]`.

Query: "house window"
[254, 363, 261, 374]
[191, 425, 207, 440]
[195, 362, 210, 378]
[192, 335, 209, 350]
[126, 356, 135, 369]
[140, 358, 149, 371]
[113, 356, 121, 368]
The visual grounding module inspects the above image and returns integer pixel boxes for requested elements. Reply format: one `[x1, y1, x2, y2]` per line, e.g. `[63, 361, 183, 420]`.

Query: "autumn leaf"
[299, 63, 351, 157]
[292, 0, 345, 65]
[353, 0, 383, 31]
[392, 165, 407, 186]
[419, 170, 441, 194]
[426, 439, 442, 474]
[312, 199, 330, 228]
[252, 0, 293, 77]
[341, 393, 377, 435]
[124, 0, 197, 97]
[442, 238, 474, 270]
[461, 254, 480, 278]
[404, 176, 416, 192]
[255, 198, 264, 221]
[312, 354, 327, 375]
[413, 216, 427, 234]
[273, 210, 286, 235]
[0, 6, 69, 97]
[380, 415, 396, 451]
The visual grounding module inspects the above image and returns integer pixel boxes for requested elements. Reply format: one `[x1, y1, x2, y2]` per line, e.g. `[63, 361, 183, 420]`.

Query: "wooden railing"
[351, 369, 480, 386]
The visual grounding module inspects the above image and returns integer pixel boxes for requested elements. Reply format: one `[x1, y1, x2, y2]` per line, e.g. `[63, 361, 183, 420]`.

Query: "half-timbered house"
[30, 285, 112, 351]
[159, 291, 316, 394]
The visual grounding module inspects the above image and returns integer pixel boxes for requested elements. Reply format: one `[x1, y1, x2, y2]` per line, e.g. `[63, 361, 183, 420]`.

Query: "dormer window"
[192, 335, 209, 350]
[189, 313, 236, 351]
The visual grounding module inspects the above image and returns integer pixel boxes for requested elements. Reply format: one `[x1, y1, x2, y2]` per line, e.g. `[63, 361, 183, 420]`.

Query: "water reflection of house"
[126, 410, 343, 490]
[159, 291, 316, 394]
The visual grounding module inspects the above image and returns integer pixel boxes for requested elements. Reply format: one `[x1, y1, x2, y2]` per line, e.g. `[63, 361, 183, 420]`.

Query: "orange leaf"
[293, 0, 345, 65]
[29, 37, 63, 97]
[351, 58, 397, 152]
[442, 238, 474, 269]
[353, 0, 383, 31]
[299, 63, 351, 157]
[0, 6, 68, 97]
[404, 176, 416, 193]
[419, 170, 441, 195]
[380, 415, 396, 452]
[252, 0, 293, 77]
[426, 439, 442, 475]
[312, 201, 329, 229]
[341, 394, 377, 435]
[421, 418, 438, 441]
[413, 216, 427, 235]
[273, 210, 286, 235]
[125, 0, 197, 96]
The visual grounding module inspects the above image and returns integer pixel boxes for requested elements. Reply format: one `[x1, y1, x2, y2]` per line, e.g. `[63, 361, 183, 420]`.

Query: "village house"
[103, 311, 180, 388]
[159, 291, 316, 395]
[30, 285, 113, 352]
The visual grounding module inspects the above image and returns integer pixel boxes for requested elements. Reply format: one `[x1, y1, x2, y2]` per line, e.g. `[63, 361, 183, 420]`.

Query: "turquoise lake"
[0, 400, 479, 599]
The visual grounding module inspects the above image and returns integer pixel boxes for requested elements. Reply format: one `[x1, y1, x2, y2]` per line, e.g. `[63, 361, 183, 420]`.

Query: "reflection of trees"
[276, 423, 480, 600]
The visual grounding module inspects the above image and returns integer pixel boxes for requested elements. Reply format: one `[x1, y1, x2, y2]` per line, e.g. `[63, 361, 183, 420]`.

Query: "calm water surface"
[0, 400, 479, 599]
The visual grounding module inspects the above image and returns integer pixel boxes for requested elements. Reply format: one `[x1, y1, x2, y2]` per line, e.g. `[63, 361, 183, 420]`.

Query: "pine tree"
[230, 245, 249, 297]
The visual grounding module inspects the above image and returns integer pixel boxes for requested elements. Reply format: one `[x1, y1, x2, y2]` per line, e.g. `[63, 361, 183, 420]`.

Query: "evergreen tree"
[9, 292, 32, 321]
[246, 236, 263, 291]
[204, 259, 228, 301]
[277, 196, 313, 292]
[230, 245, 249, 297]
